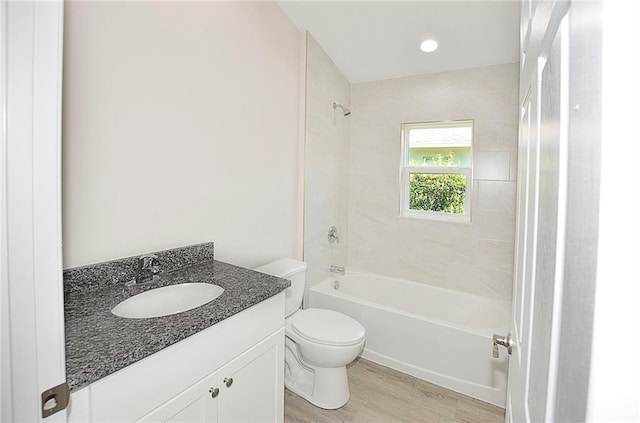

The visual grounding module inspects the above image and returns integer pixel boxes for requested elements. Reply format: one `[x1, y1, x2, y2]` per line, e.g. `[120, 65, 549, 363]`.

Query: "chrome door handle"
[492, 331, 514, 358]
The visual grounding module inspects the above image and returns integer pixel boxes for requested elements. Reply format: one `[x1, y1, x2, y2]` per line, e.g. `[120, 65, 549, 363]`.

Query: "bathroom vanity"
[63, 243, 289, 422]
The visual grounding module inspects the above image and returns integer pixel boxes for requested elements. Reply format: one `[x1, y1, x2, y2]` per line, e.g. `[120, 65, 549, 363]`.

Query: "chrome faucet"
[329, 265, 345, 275]
[134, 254, 160, 284]
[327, 226, 340, 244]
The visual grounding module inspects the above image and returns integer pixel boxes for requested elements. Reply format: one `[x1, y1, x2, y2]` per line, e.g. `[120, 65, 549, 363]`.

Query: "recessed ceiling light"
[420, 39, 438, 53]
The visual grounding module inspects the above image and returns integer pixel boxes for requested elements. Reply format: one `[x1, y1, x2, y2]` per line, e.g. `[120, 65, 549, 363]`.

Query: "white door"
[507, 1, 571, 422]
[511, 0, 639, 419]
[217, 331, 284, 423]
[1, 0, 66, 421]
[138, 370, 219, 423]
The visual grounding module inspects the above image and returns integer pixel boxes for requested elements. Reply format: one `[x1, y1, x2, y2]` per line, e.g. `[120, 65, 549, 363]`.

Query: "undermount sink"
[112, 283, 224, 319]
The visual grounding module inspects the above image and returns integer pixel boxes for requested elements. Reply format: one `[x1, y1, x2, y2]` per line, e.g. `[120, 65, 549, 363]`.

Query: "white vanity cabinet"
[67, 294, 285, 423]
[139, 330, 283, 423]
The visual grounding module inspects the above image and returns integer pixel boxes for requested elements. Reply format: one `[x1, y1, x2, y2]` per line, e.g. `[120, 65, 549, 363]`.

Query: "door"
[217, 330, 284, 423]
[507, 1, 571, 422]
[1, 0, 67, 421]
[507, 0, 602, 421]
[138, 371, 219, 423]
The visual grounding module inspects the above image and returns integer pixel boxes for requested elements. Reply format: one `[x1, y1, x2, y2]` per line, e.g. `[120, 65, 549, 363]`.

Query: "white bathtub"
[308, 273, 511, 407]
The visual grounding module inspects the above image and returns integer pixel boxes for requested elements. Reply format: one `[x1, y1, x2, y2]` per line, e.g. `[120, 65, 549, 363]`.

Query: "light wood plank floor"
[285, 357, 505, 423]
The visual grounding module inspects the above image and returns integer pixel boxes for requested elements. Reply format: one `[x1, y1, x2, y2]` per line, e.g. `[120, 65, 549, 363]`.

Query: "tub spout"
[329, 265, 345, 275]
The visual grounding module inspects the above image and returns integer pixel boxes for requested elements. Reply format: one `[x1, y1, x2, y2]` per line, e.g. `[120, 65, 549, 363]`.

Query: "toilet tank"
[254, 258, 307, 318]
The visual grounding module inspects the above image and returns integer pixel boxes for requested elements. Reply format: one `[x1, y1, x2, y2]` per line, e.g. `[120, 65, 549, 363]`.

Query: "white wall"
[62, 1, 303, 269]
[348, 64, 519, 300]
[302, 34, 350, 297]
[588, 0, 640, 419]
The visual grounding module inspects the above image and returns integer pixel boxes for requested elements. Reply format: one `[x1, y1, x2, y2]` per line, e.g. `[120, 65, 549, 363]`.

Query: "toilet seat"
[288, 308, 365, 347]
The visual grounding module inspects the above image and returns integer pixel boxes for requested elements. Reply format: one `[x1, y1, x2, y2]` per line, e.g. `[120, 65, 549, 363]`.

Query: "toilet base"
[285, 338, 351, 409]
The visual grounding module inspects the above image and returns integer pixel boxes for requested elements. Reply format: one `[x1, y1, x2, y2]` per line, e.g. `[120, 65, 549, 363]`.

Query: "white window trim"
[399, 121, 473, 223]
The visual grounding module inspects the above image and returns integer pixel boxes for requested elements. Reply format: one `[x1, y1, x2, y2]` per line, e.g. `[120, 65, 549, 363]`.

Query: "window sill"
[399, 210, 472, 225]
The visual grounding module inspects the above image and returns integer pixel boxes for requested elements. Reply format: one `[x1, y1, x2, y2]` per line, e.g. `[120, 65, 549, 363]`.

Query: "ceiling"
[276, 1, 520, 84]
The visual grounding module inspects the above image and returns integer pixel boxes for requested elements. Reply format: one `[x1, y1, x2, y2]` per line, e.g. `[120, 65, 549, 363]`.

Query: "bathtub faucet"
[327, 226, 340, 244]
[329, 265, 345, 275]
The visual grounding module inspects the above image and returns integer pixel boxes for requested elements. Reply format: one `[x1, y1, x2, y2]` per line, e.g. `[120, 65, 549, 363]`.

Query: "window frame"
[399, 120, 474, 223]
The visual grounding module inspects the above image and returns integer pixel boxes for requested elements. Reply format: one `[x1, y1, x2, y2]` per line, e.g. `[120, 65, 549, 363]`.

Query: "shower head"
[333, 102, 351, 117]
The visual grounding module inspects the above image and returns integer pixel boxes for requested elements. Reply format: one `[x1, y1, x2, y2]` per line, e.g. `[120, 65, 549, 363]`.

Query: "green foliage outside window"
[409, 173, 466, 214]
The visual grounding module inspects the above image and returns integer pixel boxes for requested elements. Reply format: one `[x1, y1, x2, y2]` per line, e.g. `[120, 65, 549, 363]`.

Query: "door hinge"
[41, 382, 69, 418]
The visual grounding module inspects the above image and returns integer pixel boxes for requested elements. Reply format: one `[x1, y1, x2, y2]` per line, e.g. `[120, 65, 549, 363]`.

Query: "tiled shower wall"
[347, 64, 519, 301]
[303, 34, 350, 302]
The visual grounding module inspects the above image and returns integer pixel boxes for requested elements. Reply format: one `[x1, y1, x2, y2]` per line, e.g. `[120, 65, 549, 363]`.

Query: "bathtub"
[308, 273, 511, 407]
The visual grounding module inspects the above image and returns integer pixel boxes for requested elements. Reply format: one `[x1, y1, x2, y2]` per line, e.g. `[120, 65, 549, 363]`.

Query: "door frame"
[1, 1, 66, 421]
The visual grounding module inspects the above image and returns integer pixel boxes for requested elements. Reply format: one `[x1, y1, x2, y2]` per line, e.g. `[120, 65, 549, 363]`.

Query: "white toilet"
[254, 258, 365, 410]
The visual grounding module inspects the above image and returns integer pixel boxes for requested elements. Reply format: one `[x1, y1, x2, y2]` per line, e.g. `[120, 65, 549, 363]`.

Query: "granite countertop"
[64, 254, 290, 392]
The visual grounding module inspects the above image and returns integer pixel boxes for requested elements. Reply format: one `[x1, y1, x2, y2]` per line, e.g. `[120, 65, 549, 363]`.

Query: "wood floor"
[284, 358, 506, 423]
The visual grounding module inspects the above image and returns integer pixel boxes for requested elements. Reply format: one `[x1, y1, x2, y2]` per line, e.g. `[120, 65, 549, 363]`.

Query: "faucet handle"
[130, 254, 160, 285]
[328, 226, 340, 244]
[139, 254, 159, 270]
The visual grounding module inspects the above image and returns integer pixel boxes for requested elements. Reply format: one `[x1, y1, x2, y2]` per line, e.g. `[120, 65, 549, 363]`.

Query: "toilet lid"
[290, 309, 365, 346]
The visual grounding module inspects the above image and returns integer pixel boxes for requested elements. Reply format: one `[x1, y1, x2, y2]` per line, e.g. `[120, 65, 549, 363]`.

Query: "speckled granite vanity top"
[63, 242, 290, 392]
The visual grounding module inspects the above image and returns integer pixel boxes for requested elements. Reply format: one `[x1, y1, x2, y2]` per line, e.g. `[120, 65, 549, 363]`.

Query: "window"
[400, 120, 473, 222]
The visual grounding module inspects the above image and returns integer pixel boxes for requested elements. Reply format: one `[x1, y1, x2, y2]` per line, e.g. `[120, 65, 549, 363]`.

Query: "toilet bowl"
[254, 259, 366, 410]
[284, 308, 365, 409]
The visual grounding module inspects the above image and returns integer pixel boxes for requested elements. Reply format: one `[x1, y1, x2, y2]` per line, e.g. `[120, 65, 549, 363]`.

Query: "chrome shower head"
[333, 102, 351, 117]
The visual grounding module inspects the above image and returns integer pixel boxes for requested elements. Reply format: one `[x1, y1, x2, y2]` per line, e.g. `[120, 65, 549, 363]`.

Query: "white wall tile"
[445, 263, 513, 301]
[509, 151, 519, 181]
[475, 120, 518, 152]
[474, 151, 511, 181]
[303, 35, 351, 295]
[476, 239, 515, 270]
[346, 63, 519, 301]
[476, 181, 517, 212]
[472, 210, 516, 242]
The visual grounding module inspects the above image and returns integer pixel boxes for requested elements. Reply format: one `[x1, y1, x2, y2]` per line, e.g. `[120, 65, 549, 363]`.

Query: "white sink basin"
[112, 283, 224, 319]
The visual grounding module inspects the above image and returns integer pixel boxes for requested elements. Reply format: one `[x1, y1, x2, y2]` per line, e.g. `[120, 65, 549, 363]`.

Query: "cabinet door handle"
[223, 377, 233, 388]
[209, 387, 219, 398]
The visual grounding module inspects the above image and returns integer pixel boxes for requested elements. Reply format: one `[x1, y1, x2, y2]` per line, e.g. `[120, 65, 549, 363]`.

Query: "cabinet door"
[135, 329, 283, 423]
[217, 329, 284, 423]
[137, 371, 219, 423]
